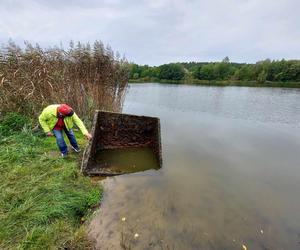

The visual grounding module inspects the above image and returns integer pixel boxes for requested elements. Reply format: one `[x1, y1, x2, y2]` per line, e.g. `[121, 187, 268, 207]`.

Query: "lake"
[88, 83, 300, 250]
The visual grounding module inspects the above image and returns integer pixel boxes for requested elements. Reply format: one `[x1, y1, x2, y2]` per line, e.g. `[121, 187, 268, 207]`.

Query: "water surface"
[89, 83, 300, 249]
[95, 147, 160, 174]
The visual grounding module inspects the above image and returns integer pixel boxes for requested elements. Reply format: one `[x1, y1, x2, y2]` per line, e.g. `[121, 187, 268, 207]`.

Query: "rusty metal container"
[81, 111, 162, 175]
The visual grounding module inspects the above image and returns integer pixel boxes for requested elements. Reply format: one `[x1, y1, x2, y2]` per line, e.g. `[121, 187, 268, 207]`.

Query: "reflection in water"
[88, 84, 300, 249]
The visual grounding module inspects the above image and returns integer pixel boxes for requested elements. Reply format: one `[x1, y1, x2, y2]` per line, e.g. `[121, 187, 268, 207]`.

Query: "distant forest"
[128, 57, 300, 83]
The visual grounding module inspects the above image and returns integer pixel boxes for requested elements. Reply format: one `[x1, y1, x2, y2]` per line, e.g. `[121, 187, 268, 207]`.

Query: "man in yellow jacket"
[39, 104, 92, 157]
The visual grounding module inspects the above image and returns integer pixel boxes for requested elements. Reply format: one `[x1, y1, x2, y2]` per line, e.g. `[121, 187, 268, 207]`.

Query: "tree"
[199, 64, 215, 80]
[257, 70, 267, 83]
[128, 64, 141, 78]
[222, 56, 230, 63]
[158, 63, 185, 80]
[192, 66, 202, 79]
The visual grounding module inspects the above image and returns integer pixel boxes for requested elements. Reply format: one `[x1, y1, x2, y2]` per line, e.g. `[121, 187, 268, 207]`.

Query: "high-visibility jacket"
[38, 104, 88, 135]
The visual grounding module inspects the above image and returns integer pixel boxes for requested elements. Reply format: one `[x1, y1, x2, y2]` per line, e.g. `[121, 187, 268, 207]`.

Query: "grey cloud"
[0, 0, 299, 65]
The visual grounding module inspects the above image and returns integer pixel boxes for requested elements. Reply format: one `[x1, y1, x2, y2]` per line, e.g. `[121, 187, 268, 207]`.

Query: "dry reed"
[0, 40, 129, 123]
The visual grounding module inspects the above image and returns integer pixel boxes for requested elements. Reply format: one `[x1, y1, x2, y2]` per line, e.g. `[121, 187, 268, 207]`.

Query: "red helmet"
[57, 104, 74, 117]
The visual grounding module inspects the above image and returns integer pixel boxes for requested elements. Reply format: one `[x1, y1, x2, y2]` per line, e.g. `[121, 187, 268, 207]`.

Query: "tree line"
[128, 57, 300, 83]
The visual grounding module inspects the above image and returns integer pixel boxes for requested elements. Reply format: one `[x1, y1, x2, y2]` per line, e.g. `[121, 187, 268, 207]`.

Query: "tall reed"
[0, 40, 129, 122]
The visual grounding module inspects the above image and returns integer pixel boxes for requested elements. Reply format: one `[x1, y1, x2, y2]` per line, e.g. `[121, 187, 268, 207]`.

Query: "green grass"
[0, 114, 102, 249]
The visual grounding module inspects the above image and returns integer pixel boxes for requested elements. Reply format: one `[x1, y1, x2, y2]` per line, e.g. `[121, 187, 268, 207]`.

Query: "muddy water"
[95, 147, 160, 174]
[88, 84, 300, 249]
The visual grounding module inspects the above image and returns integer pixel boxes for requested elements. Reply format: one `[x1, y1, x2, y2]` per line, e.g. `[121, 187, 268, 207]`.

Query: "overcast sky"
[0, 0, 299, 65]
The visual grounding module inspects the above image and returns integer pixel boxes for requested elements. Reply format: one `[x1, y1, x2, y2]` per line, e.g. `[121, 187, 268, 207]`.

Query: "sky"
[0, 0, 299, 65]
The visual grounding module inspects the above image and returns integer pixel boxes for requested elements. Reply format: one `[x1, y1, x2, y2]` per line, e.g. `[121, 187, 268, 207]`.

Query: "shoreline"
[129, 79, 300, 88]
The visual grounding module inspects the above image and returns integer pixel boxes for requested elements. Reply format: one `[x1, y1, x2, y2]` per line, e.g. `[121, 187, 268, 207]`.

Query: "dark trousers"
[52, 128, 79, 154]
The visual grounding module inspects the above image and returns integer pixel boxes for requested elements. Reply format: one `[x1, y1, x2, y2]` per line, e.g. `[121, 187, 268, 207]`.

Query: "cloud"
[0, 0, 299, 65]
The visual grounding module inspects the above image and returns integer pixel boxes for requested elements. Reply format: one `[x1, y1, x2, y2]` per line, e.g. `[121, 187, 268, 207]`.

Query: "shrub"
[0, 112, 31, 136]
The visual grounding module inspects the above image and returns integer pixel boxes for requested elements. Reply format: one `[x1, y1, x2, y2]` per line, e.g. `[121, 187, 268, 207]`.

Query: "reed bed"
[0, 40, 129, 122]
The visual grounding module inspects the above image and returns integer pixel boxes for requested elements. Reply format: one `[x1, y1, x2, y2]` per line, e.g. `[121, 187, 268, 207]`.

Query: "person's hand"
[46, 132, 53, 137]
[85, 133, 92, 140]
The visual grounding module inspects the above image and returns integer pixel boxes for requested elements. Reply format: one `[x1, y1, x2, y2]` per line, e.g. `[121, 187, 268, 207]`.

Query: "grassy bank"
[0, 114, 101, 249]
[129, 78, 300, 88]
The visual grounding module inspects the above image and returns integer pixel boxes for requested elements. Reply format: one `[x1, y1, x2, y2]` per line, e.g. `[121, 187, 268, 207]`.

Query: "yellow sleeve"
[72, 113, 88, 135]
[38, 109, 51, 133]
